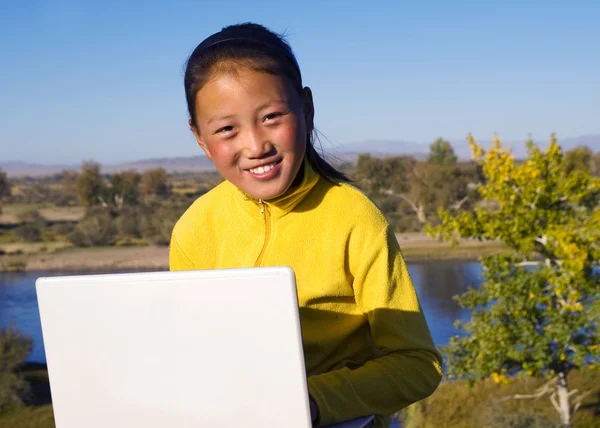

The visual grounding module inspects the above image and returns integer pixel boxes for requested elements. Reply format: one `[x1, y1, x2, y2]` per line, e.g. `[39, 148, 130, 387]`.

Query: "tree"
[140, 168, 170, 198]
[592, 152, 600, 177]
[110, 171, 141, 207]
[0, 168, 11, 200]
[563, 146, 592, 174]
[427, 135, 600, 428]
[427, 138, 458, 166]
[0, 328, 33, 412]
[75, 161, 105, 207]
[353, 152, 480, 228]
[61, 169, 79, 197]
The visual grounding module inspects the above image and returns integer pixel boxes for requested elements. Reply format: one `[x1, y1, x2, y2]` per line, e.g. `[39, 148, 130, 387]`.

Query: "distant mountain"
[335, 134, 600, 160]
[3, 134, 599, 177]
[101, 156, 215, 174]
[1, 156, 216, 178]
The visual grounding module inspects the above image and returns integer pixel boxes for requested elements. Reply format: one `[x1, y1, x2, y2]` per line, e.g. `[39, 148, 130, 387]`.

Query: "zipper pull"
[258, 199, 265, 214]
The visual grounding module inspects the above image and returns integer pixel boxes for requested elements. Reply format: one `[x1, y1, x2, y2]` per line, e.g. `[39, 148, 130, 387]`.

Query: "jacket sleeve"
[307, 225, 443, 426]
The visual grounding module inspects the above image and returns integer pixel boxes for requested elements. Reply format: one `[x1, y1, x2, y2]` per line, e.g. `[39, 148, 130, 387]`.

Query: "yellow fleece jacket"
[169, 161, 442, 427]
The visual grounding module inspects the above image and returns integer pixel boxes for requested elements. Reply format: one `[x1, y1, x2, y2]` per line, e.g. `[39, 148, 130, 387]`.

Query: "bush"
[50, 222, 75, 236]
[0, 328, 33, 413]
[67, 208, 117, 247]
[13, 223, 43, 243]
[115, 206, 141, 238]
[138, 203, 185, 246]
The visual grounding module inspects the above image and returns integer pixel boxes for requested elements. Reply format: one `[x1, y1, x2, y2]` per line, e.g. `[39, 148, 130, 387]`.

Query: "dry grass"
[38, 206, 84, 222]
[0, 406, 55, 428]
[400, 371, 600, 428]
[0, 242, 72, 254]
[0, 204, 84, 224]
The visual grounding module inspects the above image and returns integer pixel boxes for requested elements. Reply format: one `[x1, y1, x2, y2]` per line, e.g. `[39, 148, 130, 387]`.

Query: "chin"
[247, 183, 291, 201]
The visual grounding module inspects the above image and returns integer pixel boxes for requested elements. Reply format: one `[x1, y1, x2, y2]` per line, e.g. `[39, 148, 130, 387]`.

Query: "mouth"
[245, 159, 283, 180]
[246, 159, 281, 175]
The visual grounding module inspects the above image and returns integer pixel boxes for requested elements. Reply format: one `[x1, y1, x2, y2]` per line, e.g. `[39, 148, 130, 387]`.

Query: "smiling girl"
[169, 23, 442, 427]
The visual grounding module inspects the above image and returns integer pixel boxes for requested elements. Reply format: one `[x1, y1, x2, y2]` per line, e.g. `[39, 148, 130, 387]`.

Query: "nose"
[244, 127, 273, 159]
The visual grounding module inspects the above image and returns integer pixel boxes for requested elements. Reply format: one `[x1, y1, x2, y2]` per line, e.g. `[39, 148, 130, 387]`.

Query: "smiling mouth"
[248, 160, 280, 175]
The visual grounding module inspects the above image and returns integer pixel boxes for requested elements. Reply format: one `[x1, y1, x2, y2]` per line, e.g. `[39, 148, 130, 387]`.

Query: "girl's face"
[191, 66, 313, 201]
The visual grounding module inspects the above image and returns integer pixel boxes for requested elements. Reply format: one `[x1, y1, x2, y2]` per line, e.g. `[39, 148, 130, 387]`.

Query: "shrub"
[67, 208, 117, 247]
[115, 206, 141, 238]
[0, 328, 33, 413]
[14, 223, 43, 243]
[50, 222, 75, 236]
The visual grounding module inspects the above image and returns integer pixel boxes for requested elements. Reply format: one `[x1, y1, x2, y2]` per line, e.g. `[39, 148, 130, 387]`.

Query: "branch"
[451, 196, 469, 210]
[498, 377, 556, 402]
[516, 261, 541, 267]
[572, 389, 594, 415]
[550, 391, 561, 414]
[397, 194, 421, 215]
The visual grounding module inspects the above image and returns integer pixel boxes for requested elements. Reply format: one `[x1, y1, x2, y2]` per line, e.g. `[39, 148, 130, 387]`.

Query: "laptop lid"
[36, 266, 311, 428]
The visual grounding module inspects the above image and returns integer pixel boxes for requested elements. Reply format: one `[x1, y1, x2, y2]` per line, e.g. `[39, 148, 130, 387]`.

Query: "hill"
[3, 134, 599, 177]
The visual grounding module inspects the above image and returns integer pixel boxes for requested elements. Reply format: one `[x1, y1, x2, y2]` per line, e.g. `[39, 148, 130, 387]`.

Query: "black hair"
[183, 23, 350, 183]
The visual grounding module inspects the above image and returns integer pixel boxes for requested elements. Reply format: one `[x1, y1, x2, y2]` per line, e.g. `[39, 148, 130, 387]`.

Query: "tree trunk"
[556, 372, 571, 428]
[416, 205, 427, 224]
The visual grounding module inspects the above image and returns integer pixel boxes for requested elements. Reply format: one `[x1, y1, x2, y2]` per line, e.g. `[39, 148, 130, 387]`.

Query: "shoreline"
[1, 233, 507, 272]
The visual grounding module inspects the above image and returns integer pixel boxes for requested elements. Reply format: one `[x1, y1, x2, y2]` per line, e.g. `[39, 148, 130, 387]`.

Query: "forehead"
[195, 66, 298, 117]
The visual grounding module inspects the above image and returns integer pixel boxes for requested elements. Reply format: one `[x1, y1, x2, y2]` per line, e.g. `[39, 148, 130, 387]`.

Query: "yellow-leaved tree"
[427, 135, 600, 428]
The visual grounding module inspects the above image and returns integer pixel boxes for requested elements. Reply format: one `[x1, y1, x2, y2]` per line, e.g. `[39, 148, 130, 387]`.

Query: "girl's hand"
[309, 394, 319, 424]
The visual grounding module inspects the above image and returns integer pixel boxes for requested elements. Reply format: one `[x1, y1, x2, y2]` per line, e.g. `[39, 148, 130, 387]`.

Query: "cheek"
[276, 120, 305, 152]
[205, 140, 235, 164]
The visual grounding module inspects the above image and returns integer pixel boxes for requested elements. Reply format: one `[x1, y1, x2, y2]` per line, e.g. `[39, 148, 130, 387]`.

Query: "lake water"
[0, 261, 483, 363]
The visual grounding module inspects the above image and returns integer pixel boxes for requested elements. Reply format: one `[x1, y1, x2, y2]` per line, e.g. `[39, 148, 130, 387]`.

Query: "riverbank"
[0, 233, 508, 272]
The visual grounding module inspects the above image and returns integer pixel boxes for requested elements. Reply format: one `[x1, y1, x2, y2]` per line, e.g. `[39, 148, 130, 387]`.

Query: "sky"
[1, 0, 599, 164]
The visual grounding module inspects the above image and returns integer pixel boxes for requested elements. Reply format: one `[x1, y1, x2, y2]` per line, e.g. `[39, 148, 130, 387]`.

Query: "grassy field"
[2, 367, 597, 428]
[398, 370, 600, 427]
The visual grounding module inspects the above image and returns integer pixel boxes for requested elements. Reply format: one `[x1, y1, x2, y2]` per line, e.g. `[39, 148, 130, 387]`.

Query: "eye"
[215, 126, 234, 134]
[263, 112, 284, 122]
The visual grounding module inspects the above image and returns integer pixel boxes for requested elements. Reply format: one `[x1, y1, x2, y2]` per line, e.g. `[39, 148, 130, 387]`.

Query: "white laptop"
[36, 266, 376, 428]
[36, 267, 313, 427]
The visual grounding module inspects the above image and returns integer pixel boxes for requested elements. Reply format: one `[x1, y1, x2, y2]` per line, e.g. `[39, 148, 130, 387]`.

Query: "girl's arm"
[307, 225, 442, 426]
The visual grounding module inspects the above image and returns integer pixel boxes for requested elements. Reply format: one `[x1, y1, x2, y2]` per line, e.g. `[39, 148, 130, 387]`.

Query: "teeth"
[250, 162, 276, 174]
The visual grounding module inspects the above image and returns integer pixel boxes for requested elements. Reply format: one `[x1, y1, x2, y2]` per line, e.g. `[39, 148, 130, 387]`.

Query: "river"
[0, 260, 483, 363]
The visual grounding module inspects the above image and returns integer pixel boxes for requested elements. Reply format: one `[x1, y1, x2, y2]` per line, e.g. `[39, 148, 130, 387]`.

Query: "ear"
[302, 87, 315, 133]
[189, 119, 212, 160]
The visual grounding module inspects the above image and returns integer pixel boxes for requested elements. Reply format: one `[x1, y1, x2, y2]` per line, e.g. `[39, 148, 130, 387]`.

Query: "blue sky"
[1, 0, 599, 164]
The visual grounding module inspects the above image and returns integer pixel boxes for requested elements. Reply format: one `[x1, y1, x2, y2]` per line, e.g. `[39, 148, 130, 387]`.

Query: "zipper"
[254, 199, 271, 267]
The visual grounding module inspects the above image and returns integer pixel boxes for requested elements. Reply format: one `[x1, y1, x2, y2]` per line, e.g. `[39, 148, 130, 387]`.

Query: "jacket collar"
[227, 160, 320, 218]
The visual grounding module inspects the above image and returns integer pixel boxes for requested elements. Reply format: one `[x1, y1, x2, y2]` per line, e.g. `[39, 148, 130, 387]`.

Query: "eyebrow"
[207, 114, 235, 125]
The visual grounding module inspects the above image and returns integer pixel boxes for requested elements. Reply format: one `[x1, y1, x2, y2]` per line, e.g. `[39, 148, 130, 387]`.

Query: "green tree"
[75, 161, 105, 207]
[110, 171, 141, 207]
[563, 146, 592, 174]
[61, 169, 79, 196]
[592, 152, 600, 177]
[427, 135, 600, 428]
[0, 328, 33, 412]
[0, 168, 11, 200]
[427, 137, 458, 166]
[140, 168, 170, 198]
[353, 152, 480, 228]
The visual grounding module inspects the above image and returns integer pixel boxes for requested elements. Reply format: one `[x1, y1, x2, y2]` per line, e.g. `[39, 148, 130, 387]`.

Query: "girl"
[170, 23, 442, 427]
